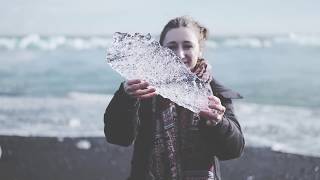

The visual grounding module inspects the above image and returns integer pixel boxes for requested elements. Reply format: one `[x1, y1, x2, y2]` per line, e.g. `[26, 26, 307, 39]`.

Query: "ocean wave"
[219, 33, 320, 48]
[235, 102, 320, 157]
[0, 96, 319, 157]
[67, 92, 113, 102]
[215, 33, 320, 48]
[0, 92, 113, 137]
[1, 33, 320, 50]
[272, 33, 320, 47]
[221, 37, 272, 48]
[0, 34, 112, 50]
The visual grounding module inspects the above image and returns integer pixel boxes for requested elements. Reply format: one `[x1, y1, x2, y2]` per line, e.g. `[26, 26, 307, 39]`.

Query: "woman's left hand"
[199, 96, 226, 126]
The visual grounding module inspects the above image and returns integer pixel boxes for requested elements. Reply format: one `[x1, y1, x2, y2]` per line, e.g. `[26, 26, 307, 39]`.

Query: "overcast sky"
[1, 0, 319, 35]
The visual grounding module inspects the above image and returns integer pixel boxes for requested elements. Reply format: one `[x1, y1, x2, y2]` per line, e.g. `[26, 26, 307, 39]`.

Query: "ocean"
[0, 33, 319, 157]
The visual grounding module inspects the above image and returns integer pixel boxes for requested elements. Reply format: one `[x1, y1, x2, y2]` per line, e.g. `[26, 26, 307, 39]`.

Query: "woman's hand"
[123, 79, 157, 99]
[199, 96, 226, 126]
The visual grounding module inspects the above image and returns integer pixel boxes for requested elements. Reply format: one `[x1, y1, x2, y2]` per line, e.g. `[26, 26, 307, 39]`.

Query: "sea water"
[0, 34, 319, 157]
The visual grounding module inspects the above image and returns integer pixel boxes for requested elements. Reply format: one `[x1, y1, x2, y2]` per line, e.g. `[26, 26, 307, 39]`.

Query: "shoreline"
[0, 135, 319, 180]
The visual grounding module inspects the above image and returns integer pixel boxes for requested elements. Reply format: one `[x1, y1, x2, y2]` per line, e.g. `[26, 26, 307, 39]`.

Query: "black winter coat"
[104, 79, 245, 180]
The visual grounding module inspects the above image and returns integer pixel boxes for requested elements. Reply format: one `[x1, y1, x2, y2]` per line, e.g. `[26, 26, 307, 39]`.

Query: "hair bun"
[200, 26, 208, 40]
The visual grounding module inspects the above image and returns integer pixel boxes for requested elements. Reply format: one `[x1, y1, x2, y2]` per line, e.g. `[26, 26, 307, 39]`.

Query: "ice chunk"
[106, 32, 212, 113]
[57, 137, 64, 142]
[76, 140, 91, 150]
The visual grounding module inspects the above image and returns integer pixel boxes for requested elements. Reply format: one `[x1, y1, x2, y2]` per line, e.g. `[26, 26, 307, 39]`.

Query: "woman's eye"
[183, 45, 193, 49]
[167, 46, 177, 50]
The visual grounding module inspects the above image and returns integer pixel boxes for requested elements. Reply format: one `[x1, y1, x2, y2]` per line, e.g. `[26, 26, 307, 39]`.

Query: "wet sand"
[0, 135, 319, 180]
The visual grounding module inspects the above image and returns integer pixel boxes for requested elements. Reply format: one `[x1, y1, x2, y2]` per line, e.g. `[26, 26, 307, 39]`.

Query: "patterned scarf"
[148, 58, 214, 180]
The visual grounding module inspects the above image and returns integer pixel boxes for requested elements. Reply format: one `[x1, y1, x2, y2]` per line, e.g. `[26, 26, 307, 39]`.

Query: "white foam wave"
[221, 37, 272, 48]
[68, 118, 81, 128]
[235, 102, 320, 157]
[206, 41, 218, 49]
[0, 37, 17, 50]
[214, 34, 320, 48]
[0, 34, 112, 50]
[0, 95, 319, 157]
[1, 33, 320, 50]
[67, 91, 112, 102]
[0, 92, 114, 137]
[272, 33, 320, 47]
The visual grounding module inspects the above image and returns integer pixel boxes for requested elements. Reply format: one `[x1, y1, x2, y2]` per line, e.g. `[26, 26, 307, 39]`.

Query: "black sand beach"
[0, 135, 319, 180]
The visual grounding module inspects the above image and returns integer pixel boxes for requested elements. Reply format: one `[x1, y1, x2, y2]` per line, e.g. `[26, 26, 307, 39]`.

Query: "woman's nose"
[176, 48, 185, 59]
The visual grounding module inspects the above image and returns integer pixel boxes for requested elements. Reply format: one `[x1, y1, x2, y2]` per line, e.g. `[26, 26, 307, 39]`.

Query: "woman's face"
[162, 27, 201, 70]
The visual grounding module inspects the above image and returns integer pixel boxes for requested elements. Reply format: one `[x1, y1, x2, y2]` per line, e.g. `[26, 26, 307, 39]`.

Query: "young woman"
[104, 16, 245, 180]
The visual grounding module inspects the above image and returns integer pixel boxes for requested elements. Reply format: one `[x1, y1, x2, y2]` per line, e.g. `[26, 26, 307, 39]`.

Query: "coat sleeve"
[199, 97, 245, 160]
[104, 83, 140, 146]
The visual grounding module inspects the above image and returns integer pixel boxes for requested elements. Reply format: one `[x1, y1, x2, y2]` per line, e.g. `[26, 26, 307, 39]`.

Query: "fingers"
[132, 87, 156, 97]
[208, 103, 226, 114]
[199, 109, 223, 126]
[208, 96, 225, 114]
[199, 110, 218, 120]
[198, 95, 225, 124]
[127, 81, 149, 92]
[124, 79, 157, 99]
[138, 92, 157, 99]
[208, 96, 221, 104]
[126, 79, 141, 85]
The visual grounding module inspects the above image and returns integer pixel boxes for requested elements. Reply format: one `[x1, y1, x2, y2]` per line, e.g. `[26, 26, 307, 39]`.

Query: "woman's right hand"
[123, 79, 157, 99]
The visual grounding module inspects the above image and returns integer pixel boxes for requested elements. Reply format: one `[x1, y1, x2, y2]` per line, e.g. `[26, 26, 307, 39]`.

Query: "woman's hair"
[159, 16, 209, 50]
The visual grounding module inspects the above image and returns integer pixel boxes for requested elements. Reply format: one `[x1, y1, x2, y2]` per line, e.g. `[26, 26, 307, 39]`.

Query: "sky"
[0, 0, 319, 35]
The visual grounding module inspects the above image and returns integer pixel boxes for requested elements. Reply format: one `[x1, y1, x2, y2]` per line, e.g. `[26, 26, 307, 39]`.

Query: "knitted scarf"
[148, 59, 214, 180]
